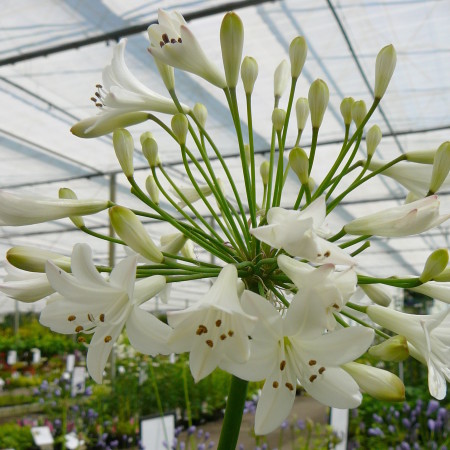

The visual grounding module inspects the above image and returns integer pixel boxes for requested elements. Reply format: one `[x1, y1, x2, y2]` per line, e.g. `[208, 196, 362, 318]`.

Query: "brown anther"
[88, 313, 95, 322]
[220, 334, 227, 340]
[215, 320, 222, 327]
[285, 382, 294, 391]
[308, 359, 317, 366]
[280, 360, 286, 371]
[68, 315, 76, 322]
[309, 374, 317, 382]
[104, 336, 112, 343]
[206, 339, 214, 348]
[332, 303, 340, 309]
[228, 330, 234, 337]
[162, 33, 169, 44]
[196, 324, 208, 335]
[75, 326, 83, 333]
[95, 103, 103, 107]
[178, 37, 182, 43]
[95, 92, 101, 98]
[324, 250, 331, 257]
[95, 84, 103, 88]
[77, 336, 86, 343]
[272, 381, 279, 388]
[170, 38, 177, 44]
[99, 314, 105, 322]
[318, 367, 326, 374]
[317, 253, 322, 257]
[90, 97, 97, 102]
[160, 41, 164, 48]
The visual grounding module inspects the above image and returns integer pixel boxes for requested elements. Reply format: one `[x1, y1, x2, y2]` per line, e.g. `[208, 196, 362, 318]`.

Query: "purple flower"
[394, 410, 400, 419]
[403, 403, 411, 413]
[204, 431, 210, 441]
[437, 408, 447, 421]
[238, 445, 244, 450]
[296, 419, 305, 430]
[208, 442, 215, 449]
[368, 427, 384, 437]
[197, 429, 204, 438]
[179, 443, 185, 450]
[402, 418, 411, 429]
[85, 386, 93, 396]
[426, 400, 440, 416]
[400, 442, 411, 450]
[388, 425, 396, 434]
[280, 420, 289, 429]
[187, 425, 196, 436]
[261, 444, 268, 450]
[428, 419, 436, 431]
[373, 414, 383, 424]
[197, 444, 205, 450]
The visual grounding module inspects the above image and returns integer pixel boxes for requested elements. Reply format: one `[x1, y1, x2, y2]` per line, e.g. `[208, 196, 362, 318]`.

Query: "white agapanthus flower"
[251, 196, 354, 265]
[71, 39, 188, 138]
[367, 305, 450, 399]
[224, 290, 374, 434]
[0, 262, 54, 303]
[167, 265, 257, 382]
[278, 254, 357, 330]
[410, 281, 450, 304]
[0, 191, 109, 226]
[148, 9, 227, 88]
[345, 195, 450, 237]
[40, 243, 171, 383]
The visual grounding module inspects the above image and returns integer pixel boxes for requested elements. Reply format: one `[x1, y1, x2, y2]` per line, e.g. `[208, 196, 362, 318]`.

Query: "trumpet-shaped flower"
[148, 10, 226, 88]
[40, 244, 171, 383]
[367, 305, 450, 399]
[251, 196, 354, 265]
[410, 281, 450, 304]
[0, 263, 54, 302]
[71, 39, 188, 138]
[278, 255, 357, 330]
[167, 265, 257, 382]
[345, 195, 450, 237]
[224, 291, 374, 434]
[368, 159, 450, 197]
[0, 191, 109, 226]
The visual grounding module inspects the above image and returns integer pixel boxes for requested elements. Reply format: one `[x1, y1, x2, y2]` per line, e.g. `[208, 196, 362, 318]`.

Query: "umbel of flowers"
[1, 9, 449, 448]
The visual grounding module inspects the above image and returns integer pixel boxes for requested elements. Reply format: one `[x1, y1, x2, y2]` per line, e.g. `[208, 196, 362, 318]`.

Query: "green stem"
[217, 376, 248, 450]
[339, 310, 390, 339]
[357, 275, 422, 288]
[308, 128, 319, 174]
[350, 241, 370, 257]
[149, 362, 169, 447]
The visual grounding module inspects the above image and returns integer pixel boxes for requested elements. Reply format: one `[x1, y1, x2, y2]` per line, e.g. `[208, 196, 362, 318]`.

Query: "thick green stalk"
[246, 93, 257, 228]
[217, 376, 248, 450]
[357, 275, 422, 288]
[308, 128, 319, 174]
[281, 77, 298, 149]
[272, 130, 285, 207]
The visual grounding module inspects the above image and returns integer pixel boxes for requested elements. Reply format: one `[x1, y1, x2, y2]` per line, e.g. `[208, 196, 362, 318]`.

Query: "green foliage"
[0, 393, 35, 406]
[0, 423, 34, 450]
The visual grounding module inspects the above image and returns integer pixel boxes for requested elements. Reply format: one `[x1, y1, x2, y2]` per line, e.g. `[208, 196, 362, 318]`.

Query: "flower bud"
[241, 56, 258, 94]
[366, 125, 382, 159]
[295, 98, 309, 131]
[272, 108, 286, 132]
[274, 60, 290, 100]
[244, 144, 251, 167]
[352, 100, 367, 128]
[145, 175, 159, 205]
[260, 161, 270, 185]
[109, 206, 163, 263]
[289, 36, 307, 79]
[181, 240, 195, 259]
[360, 283, 391, 307]
[142, 137, 159, 168]
[419, 248, 449, 283]
[193, 103, 208, 128]
[343, 362, 405, 402]
[374, 44, 397, 100]
[220, 12, 244, 88]
[155, 59, 175, 91]
[429, 141, 450, 194]
[405, 150, 435, 164]
[340, 97, 354, 126]
[308, 177, 315, 192]
[368, 335, 409, 362]
[58, 188, 84, 228]
[289, 147, 309, 185]
[308, 79, 329, 129]
[171, 114, 189, 145]
[7, 246, 71, 273]
[113, 128, 134, 177]
[160, 233, 187, 255]
[433, 266, 450, 282]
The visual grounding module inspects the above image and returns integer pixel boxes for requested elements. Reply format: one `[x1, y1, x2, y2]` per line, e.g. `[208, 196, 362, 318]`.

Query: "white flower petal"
[0, 275, 54, 302]
[71, 244, 109, 288]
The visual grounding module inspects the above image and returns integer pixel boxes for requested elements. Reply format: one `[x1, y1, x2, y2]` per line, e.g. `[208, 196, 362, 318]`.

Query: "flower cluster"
[1, 8, 449, 445]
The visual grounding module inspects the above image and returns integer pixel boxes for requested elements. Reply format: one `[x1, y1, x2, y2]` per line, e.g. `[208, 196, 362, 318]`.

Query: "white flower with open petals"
[0, 191, 109, 226]
[40, 243, 171, 383]
[71, 39, 188, 138]
[278, 254, 357, 330]
[251, 196, 354, 265]
[167, 265, 257, 382]
[224, 290, 374, 435]
[345, 195, 450, 237]
[367, 305, 450, 400]
[148, 9, 227, 88]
